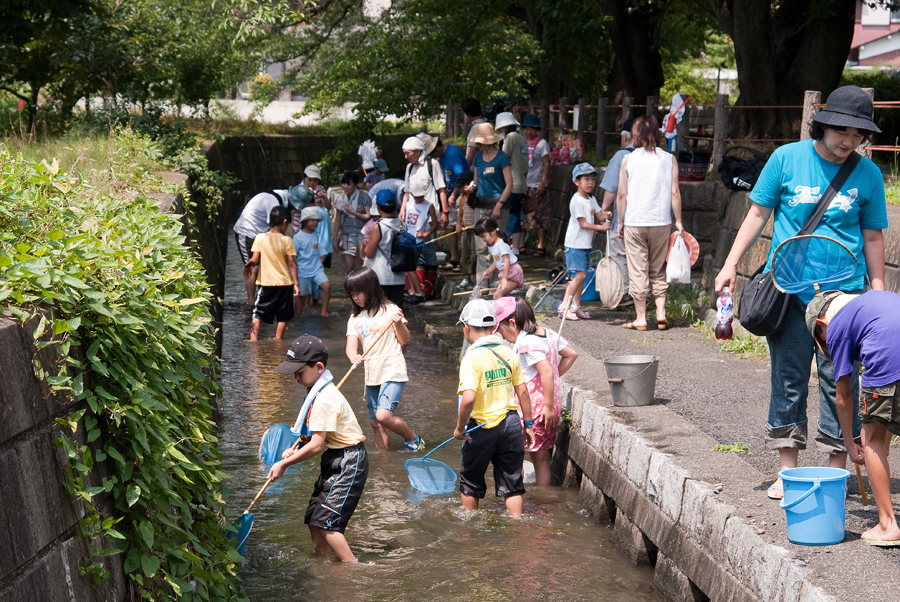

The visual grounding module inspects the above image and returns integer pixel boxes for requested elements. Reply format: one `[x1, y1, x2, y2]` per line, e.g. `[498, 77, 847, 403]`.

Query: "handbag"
[738, 152, 860, 337]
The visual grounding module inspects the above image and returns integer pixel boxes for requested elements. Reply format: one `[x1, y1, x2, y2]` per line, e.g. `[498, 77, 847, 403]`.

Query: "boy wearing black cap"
[456, 299, 534, 515]
[268, 335, 368, 561]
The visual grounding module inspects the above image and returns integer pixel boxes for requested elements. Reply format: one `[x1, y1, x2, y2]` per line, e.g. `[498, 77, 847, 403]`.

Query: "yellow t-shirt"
[307, 383, 366, 449]
[457, 336, 525, 428]
[346, 304, 409, 386]
[251, 231, 296, 286]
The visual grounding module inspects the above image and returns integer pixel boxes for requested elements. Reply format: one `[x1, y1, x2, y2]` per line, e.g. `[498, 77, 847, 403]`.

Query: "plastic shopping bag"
[666, 234, 692, 284]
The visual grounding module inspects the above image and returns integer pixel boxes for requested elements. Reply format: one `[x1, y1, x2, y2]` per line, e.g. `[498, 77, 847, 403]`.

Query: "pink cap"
[491, 297, 517, 333]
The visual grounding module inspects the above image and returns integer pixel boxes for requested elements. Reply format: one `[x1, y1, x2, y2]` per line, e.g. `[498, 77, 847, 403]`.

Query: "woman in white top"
[615, 115, 684, 331]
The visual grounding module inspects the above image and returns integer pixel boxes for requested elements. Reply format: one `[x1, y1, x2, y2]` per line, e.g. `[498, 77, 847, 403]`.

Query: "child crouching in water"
[345, 267, 424, 451]
[493, 297, 578, 485]
[268, 335, 368, 562]
[474, 216, 524, 299]
[456, 299, 534, 515]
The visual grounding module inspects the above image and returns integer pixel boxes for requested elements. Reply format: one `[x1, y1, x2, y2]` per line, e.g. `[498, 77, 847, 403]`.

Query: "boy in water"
[455, 299, 534, 515]
[246, 205, 299, 340]
[269, 335, 369, 561]
[808, 290, 900, 545]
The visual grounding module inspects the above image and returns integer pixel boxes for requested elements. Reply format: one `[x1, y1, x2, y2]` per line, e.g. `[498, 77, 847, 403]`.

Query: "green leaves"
[0, 140, 244, 600]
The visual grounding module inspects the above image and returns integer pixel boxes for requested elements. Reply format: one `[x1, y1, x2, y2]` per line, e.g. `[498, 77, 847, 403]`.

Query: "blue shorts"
[417, 234, 437, 268]
[298, 270, 328, 296]
[565, 247, 590, 273]
[365, 382, 406, 419]
[506, 193, 525, 235]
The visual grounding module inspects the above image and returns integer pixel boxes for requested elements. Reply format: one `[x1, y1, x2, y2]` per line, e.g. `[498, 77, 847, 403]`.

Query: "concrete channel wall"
[406, 274, 836, 602]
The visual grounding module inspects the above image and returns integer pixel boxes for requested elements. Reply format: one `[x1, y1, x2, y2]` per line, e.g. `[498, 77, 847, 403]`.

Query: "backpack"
[717, 147, 767, 191]
[405, 158, 439, 193]
[382, 220, 418, 273]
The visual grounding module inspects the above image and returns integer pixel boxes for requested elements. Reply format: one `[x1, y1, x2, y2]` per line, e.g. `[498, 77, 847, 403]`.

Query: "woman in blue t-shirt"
[471, 122, 513, 283]
[714, 85, 888, 501]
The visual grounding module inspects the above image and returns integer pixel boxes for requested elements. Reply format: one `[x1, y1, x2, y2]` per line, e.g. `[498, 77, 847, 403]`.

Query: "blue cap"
[521, 114, 540, 129]
[287, 183, 314, 209]
[572, 162, 600, 182]
[374, 158, 389, 173]
[375, 189, 396, 206]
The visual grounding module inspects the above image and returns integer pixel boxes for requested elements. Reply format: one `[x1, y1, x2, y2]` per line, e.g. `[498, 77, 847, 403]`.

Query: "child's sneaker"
[403, 435, 425, 452]
[407, 294, 425, 306]
[456, 279, 472, 290]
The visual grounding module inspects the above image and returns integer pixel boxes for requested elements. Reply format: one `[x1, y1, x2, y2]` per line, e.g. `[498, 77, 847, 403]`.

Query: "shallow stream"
[219, 238, 660, 601]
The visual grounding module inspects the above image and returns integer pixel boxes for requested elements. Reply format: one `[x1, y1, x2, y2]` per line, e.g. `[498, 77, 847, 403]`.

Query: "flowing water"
[219, 238, 660, 601]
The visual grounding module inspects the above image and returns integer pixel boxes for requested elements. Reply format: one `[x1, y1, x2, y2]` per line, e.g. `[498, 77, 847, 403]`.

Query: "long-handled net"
[769, 234, 859, 294]
[404, 424, 484, 495]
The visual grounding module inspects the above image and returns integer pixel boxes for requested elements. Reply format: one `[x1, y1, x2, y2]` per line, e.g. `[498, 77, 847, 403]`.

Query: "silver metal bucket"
[604, 355, 659, 407]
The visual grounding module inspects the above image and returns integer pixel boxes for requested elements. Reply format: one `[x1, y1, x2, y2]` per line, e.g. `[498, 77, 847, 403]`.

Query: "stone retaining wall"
[0, 314, 125, 602]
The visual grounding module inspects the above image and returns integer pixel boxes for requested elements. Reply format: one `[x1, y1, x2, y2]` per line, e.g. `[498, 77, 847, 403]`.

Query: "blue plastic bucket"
[570, 269, 599, 302]
[779, 467, 849, 546]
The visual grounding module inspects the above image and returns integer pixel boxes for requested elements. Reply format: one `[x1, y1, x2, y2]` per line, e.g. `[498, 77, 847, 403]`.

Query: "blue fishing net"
[404, 458, 459, 495]
[259, 424, 297, 465]
[770, 235, 858, 294]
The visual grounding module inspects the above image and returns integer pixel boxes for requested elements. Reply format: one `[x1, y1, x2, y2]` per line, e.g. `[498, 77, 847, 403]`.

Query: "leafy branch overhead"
[0, 132, 247, 601]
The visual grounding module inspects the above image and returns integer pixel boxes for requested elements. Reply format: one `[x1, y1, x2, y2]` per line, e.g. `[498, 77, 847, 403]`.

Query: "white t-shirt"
[233, 190, 287, 239]
[466, 118, 487, 150]
[346, 305, 408, 385]
[405, 159, 446, 212]
[525, 138, 550, 188]
[564, 193, 601, 249]
[358, 139, 378, 170]
[624, 148, 674, 227]
[515, 329, 568, 381]
[489, 239, 518, 271]
[404, 199, 432, 235]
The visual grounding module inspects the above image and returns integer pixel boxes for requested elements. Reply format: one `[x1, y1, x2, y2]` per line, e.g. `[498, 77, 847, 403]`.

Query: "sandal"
[574, 308, 592, 320]
[533, 248, 546, 257]
[657, 319, 668, 331]
[767, 484, 784, 500]
[451, 261, 461, 272]
[622, 321, 647, 331]
[441, 262, 454, 270]
[558, 309, 579, 321]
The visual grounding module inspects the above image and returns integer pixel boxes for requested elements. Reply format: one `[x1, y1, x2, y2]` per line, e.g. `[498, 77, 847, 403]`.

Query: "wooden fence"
[445, 88, 890, 177]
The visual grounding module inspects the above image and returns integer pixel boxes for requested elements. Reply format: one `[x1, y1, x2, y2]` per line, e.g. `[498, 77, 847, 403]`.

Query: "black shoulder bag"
[738, 152, 860, 337]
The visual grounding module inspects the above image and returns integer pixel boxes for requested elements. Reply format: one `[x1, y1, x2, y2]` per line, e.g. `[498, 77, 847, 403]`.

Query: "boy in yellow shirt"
[455, 299, 534, 515]
[268, 335, 368, 562]
[246, 205, 299, 340]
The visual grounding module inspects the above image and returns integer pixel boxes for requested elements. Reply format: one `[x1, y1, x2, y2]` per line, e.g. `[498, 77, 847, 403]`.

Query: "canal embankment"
[406, 267, 900, 602]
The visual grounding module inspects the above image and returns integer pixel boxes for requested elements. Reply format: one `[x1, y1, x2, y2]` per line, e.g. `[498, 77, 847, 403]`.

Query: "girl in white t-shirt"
[474, 216, 524, 299]
[493, 296, 578, 486]
[345, 267, 423, 451]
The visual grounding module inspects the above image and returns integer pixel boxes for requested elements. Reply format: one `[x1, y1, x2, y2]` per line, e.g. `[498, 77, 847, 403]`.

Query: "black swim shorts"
[252, 285, 294, 324]
[305, 443, 369, 533]
[459, 410, 526, 499]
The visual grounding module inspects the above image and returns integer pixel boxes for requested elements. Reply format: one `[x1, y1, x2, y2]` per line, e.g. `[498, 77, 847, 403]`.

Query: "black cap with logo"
[274, 335, 329, 374]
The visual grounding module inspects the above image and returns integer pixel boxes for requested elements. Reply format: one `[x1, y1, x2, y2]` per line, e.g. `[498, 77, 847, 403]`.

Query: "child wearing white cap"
[294, 207, 331, 316]
[455, 299, 534, 515]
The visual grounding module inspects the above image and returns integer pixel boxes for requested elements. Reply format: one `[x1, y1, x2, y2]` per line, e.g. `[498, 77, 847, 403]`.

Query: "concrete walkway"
[408, 257, 900, 602]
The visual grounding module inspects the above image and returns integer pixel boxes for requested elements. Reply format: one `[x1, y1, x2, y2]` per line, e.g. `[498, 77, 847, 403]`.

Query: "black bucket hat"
[811, 85, 881, 133]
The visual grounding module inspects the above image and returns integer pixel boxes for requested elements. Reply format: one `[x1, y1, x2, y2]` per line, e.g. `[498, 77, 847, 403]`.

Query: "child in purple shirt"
[809, 289, 900, 545]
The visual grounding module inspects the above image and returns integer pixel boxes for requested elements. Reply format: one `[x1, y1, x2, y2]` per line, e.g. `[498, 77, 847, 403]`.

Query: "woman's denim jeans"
[765, 298, 860, 453]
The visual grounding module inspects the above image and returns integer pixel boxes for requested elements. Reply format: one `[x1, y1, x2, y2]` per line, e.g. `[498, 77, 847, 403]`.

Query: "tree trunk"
[695, 0, 856, 139]
[596, 0, 665, 103]
[27, 83, 40, 134]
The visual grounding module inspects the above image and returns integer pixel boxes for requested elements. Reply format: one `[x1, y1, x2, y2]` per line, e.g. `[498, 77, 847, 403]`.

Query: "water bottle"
[715, 286, 734, 340]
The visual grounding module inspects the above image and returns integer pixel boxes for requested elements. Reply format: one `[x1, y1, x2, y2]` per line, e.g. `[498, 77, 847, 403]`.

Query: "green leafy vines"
[0, 145, 246, 601]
